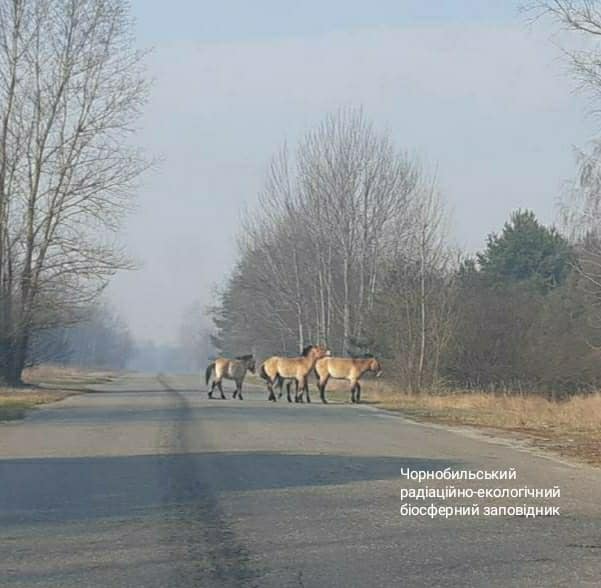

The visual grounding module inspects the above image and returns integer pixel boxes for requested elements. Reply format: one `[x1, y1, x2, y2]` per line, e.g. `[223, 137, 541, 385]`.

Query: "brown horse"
[205, 354, 256, 400]
[259, 344, 330, 403]
[314, 356, 382, 404]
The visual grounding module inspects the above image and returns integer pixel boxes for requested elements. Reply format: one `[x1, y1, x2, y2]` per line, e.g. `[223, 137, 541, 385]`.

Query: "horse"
[259, 344, 330, 403]
[205, 354, 256, 400]
[314, 356, 383, 404]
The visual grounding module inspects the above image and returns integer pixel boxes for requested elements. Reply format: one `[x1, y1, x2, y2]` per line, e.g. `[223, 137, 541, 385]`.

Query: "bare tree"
[296, 108, 419, 354]
[527, 2, 601, 310]
[369, 175, 454, 392]
[0, 0, 148, 384]
[241, 147, 312, 353]
[211, 108, 433, 366]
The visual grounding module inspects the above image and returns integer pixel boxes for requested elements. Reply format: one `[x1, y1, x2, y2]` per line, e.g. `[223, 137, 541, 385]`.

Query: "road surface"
[1, 374, 600, 587]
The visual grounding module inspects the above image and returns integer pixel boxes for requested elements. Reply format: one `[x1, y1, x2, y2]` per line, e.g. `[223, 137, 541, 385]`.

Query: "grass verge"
[0, 365, 116, 422]
[362, 380, 601, 467]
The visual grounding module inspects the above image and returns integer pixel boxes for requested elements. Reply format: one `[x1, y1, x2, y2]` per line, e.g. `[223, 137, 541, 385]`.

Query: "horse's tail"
[205, 362, 215, 386]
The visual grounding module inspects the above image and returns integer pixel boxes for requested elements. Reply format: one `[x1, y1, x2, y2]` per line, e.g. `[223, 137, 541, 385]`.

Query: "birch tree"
[211, 109, 429, 361]
[296, 108, 419, 354]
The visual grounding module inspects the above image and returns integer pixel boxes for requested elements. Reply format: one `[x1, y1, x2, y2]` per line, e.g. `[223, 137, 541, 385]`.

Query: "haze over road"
[1, 375, 600, 587]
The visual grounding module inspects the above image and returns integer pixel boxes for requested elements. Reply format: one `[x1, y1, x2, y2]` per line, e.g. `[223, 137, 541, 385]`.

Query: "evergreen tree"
[477, 210, 573, 293]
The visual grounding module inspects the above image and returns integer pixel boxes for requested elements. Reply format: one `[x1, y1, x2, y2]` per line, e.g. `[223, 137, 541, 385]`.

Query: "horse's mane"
[235, 354, 254, 361]
[301, 345, 316, 357]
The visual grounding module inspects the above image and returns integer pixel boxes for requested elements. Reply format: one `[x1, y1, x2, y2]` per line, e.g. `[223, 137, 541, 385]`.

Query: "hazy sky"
[108, 0, 593, 344]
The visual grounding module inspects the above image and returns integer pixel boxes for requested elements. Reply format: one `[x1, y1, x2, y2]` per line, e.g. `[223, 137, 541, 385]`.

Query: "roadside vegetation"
[371, 384, 601, 466]
[0, 365, 116, 422]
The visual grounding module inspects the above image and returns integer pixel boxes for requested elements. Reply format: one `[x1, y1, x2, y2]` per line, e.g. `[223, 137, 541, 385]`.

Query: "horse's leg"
[296, 376, 308, 403]
[267, 379, 276, 401]
[236, 379, 243, 400]
[217, 380, 226, 400]
[350, 380, 357, 403]
[319, 375, 329, 404]
[294, 379, 303, 403]
[355, 381, 362, 404]
[209, 380, 215, 399]
[304, 376, 311, 403]
[318, 382, 326, 403]
[286, 380, 293, 403]
[276, 377, 284, 399]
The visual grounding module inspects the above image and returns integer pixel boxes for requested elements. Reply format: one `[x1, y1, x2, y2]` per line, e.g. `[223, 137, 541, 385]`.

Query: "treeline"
[443, 213, 601, 395]
[211, 109, 601, 397]
[29, 303, 133, 370]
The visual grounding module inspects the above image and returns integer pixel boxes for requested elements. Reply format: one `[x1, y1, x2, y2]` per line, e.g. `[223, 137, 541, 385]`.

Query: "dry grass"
[364, 380, 601, 466]
[0, 364, 117, 422]
[0, 388, 76, 421]
[23, 364, 115, 387]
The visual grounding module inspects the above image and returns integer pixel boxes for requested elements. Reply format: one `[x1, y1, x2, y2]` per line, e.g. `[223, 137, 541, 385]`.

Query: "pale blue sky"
[110, 1, 593, 343]
[131, 1, 517, 41]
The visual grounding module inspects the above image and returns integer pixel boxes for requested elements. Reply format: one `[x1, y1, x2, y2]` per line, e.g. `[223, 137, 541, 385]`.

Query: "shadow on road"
[0, 451, 459, 524]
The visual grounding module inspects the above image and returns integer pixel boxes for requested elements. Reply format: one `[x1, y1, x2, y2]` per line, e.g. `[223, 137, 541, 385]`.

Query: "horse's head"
[236, 354, 256, 373]
[310, 345, 330, 360]
[301, 344, 316, 357]
[369, 357, 383, 377]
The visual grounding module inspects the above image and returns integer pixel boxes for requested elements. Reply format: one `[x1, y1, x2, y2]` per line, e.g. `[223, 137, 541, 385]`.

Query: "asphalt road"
[1, 374, 601, 587]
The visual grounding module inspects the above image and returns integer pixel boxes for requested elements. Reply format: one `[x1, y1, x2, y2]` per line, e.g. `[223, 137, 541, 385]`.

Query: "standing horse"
[259, 344, 330, 403]
[205, 354, 256, 400]
[314, 356, 382, 404]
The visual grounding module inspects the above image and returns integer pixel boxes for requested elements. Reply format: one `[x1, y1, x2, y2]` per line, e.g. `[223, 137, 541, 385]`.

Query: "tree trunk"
[0, 333, 26, 386]
[417, 224, 427, 393]
[342, 253, 351, 355]
[292, 247, 305, 352]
